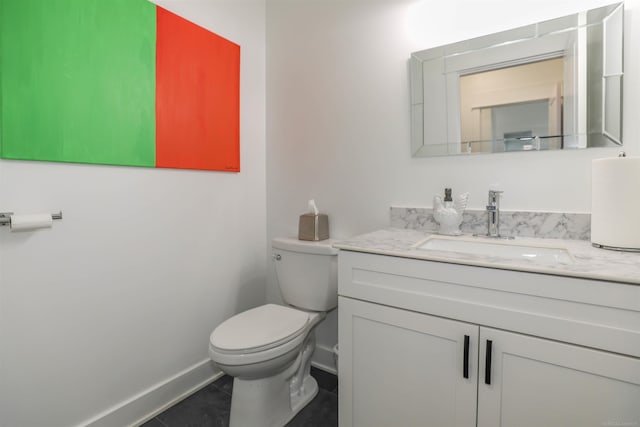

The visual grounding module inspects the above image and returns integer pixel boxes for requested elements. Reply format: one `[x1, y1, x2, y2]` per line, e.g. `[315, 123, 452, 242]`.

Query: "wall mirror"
[410, 2, 623, 157]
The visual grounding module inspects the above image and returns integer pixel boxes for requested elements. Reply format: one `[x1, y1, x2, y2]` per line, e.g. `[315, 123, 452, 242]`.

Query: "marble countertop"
[333, 228, 640, 285]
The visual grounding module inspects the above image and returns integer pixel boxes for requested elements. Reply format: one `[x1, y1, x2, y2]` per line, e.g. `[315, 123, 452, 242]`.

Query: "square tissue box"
[298, 213, 329, 241]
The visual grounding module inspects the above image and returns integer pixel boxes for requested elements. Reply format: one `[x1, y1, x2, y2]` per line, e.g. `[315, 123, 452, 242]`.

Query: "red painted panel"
[155, 7, 240, 171]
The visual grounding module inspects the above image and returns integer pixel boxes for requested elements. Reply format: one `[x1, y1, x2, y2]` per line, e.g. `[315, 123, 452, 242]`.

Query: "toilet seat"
[210, 304, 312, 357]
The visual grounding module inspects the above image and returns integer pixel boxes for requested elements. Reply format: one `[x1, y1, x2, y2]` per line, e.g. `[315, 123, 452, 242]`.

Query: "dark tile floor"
[140, 367, 338, 427]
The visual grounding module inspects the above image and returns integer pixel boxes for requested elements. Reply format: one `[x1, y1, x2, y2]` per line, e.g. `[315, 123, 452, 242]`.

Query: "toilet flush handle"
[273, 254, 282, 261]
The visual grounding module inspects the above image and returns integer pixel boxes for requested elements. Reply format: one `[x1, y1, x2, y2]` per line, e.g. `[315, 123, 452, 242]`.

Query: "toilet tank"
[272, 237, 338, 311]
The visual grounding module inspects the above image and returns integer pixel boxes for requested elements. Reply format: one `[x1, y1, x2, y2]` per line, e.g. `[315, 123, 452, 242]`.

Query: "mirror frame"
[410, 2, 624, 157]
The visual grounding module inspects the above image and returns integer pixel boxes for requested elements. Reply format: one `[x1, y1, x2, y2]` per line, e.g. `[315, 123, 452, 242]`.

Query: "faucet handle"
[488, 189, 503, 205]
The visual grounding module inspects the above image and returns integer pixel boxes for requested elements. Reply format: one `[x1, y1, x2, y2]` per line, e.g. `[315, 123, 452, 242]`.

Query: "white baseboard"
[79, 346, 334, 427]
[79, 359, 222, 427]
[311, 343, 337, 375]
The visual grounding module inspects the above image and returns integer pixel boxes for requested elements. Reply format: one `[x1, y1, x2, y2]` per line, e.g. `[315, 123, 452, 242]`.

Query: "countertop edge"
[333, 229, 640, 286]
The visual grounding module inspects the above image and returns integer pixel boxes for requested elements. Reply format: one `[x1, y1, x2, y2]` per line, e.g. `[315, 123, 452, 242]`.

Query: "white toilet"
[208, 237, 338, 427]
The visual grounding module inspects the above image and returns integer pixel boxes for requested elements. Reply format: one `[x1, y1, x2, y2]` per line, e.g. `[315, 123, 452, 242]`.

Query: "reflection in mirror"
[410, 3, 624, 157]
[459, 58, 564, 153]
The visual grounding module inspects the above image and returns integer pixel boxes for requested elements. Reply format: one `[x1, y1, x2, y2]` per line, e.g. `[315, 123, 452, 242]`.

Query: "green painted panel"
[0, 0, 156, 167]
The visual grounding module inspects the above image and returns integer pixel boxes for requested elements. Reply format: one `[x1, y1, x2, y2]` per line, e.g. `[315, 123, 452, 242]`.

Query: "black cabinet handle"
[485, 340, 493, 385]
[463, 335, 470, 379]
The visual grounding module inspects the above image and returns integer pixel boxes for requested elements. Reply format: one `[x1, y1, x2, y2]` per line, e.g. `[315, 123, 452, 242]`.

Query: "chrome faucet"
[486, 190, 503, 238]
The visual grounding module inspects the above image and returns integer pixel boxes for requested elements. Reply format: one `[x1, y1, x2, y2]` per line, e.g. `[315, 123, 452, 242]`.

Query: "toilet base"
[290, 374, 319, 417]
[229, 370, 318, 427]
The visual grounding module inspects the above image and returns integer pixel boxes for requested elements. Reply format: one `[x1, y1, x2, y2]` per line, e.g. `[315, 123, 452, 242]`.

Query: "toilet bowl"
[209, 304, 323, 379]
[208, 238, 338, 427]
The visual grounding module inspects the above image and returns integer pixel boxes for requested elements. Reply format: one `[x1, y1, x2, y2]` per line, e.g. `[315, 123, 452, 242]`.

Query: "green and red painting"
[0, 0, 240, 172]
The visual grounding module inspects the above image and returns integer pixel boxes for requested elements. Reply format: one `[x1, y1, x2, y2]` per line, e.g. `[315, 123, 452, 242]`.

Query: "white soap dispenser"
[433, 188, 469, 236]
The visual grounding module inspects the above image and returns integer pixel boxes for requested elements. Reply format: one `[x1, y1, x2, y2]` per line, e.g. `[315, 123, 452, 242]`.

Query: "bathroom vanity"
[335, 229, 640, 427]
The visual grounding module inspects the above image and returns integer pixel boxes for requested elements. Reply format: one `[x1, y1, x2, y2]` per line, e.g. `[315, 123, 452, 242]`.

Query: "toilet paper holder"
[0, 211, 63, 226]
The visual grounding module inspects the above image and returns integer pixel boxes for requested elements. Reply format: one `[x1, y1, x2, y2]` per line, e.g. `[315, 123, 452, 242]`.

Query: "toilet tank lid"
[210, 304, 310, 351]
[272, 237, 338, 255]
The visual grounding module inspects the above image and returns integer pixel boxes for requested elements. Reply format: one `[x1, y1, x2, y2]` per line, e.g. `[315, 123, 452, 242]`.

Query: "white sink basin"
[415, 235, 574, 264]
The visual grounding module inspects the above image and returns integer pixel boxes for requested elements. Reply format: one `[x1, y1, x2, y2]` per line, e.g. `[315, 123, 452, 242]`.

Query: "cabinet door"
[478, 327, 640, 427]
[338, 296, 478, 427]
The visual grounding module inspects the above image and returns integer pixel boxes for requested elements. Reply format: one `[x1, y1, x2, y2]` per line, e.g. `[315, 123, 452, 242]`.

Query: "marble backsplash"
[390, 207, 591, 240]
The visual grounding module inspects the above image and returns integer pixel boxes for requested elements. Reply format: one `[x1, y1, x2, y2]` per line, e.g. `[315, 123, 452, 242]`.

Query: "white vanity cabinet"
[339, 297, 478, 427]
[338, 250, 640, 427]
[477, 327, 640, 427]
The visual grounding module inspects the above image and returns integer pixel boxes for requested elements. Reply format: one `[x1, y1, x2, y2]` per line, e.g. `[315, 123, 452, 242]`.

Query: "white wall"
[266, 0, 640, 368]
[0, 1, 266, 426]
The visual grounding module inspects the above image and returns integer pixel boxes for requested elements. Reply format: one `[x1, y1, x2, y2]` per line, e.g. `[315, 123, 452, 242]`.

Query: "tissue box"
[298, 213, 329, 241]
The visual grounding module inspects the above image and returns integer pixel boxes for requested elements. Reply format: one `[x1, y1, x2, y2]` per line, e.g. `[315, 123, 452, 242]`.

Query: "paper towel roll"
[591, 156, 640, 250]
[10, 213, 53, 232]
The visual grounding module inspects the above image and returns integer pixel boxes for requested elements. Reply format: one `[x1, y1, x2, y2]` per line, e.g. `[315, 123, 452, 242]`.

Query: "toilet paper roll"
[591, 156, 640, 250]
[10, 213, 53, 232]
